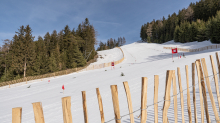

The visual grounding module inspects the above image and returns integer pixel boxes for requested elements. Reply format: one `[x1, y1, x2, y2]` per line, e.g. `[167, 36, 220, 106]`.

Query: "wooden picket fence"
[163, 44, 220, 52]
[0, 47, 125, 88]
[11, 52, 220, 123]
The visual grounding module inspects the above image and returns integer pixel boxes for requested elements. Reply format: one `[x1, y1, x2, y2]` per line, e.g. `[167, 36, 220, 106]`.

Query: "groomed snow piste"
[1, 40, 220, 123]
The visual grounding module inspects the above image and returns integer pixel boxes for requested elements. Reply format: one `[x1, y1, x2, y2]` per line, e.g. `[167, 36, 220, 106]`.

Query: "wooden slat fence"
[0, 47, 124, 89]
[163, 44, 220, 52]
[11, 52, 220, 123]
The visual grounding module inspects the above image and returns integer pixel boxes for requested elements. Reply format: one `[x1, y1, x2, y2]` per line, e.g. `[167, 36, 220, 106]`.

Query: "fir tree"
[72, 42, 86, 67]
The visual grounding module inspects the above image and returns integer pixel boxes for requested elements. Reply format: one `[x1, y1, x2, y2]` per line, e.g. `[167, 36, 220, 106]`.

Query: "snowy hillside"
[163, 40, 214, 49]
[1, 41, 220, 123]
[91, 48, 124, 64]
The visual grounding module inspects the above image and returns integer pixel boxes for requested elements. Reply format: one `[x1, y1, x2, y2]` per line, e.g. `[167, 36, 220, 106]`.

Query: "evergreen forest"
[97, 37, 126, 51]
[140, 0, 220, 44]
[0, 18, 97, 82]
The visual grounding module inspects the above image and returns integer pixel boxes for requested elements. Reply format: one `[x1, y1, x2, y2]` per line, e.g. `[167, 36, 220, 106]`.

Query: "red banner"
[172, 48, 178, 54]
[111, 62, 114, 66]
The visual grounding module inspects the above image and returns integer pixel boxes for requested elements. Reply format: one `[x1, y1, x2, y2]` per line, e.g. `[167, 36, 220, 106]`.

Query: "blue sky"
[0, 0, 199, 48]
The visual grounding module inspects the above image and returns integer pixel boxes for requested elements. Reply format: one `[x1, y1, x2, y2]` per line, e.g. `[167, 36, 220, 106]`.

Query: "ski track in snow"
[1, 40, 220, 123]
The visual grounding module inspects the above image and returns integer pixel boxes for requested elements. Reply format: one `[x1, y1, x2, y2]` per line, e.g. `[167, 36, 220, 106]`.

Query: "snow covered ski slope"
[1, 40, 220, 123]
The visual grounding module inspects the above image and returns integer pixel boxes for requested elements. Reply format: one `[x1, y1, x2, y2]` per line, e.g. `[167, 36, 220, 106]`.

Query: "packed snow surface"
[90, 48, 123, 64]
[1, 40, 220, 123]
[163, 40, 214, 49]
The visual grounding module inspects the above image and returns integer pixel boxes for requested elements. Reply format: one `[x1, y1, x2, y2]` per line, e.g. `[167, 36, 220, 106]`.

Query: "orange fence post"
[62, 96, 73, 123]
[96, 88, 105, 123]
[111, 85, 121, 123]
[32, 102, 45, 123]
[123, 82, 134, 123]
[82, 91, 89, 123]
[12, 107, 22, 123]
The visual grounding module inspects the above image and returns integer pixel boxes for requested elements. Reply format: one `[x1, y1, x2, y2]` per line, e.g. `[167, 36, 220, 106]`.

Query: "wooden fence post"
[140, 77, 148, 123]
[12, 107, 22, 123]
[82, 91, 89, 123]
[32, 102, 45, 123]
[201, 58, 220, 123]
[210, 55, 220, 112]
[162, 70, 172, 123]
[177, 68, 185, 123]
[196, 59, 211, 122]
[172, 71, 178, 123]
[185, 65, 192, 123]
[196, 61, 205, 123]
[215, 52, 220, 81]
[192, 63, 198, 123]
[123, 82, 134, 123]
[154, 75, 159, 123]
[96, 88, 105, 123]
[26, 77, 27, 84]
[110, 85, 121, 123]
[62, 96, 73, 123]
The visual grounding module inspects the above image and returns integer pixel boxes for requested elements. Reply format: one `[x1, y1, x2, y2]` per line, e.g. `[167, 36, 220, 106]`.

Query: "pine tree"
[122, 37, 126, 45]
[23, 25, 36, 76]
[72, 42, 86, 67]
[196, 20, 208, 42]
[48, 53, 59, 72]
[34, 36, 48, 74]
[174, 26, 180, 42]
[44, 32, 51, 56]
[60, 49, 68, 70]
[207, 11, 220, 43]
[50, 30, 58, 54]
[54, 43, 62, 70]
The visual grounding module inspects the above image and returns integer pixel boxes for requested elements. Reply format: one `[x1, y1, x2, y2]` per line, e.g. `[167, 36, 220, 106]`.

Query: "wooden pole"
[172, 70, 178, 123]
[32, 102, 45, 123]
[12, 107, 22, 123]
[210, 55, 220, 112]
[110, 85, 121, 123]
[26, 77, 27, 84]
[162, 70, 172, 123]
[195, 61, 205, 123]
[154, 75, 159, 123]
[192, 63, 198, 123]
[62, 96, 73, 123]
[185, 65, 192, 123]
[123, 82, 134, 123]
[96, 88, 105, 123]
[82, 91, 89, 123]
[177, 67, 185, 123]
[196, 59, 211, 122]
[201, 58, 220, 123]
[140, 77, 148, 123]
[215, 52, 220, 81]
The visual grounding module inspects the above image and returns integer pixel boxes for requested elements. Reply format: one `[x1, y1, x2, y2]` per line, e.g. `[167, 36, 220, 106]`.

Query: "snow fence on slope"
[79, 47, 124, 71]
[163, 40, 220, 52]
